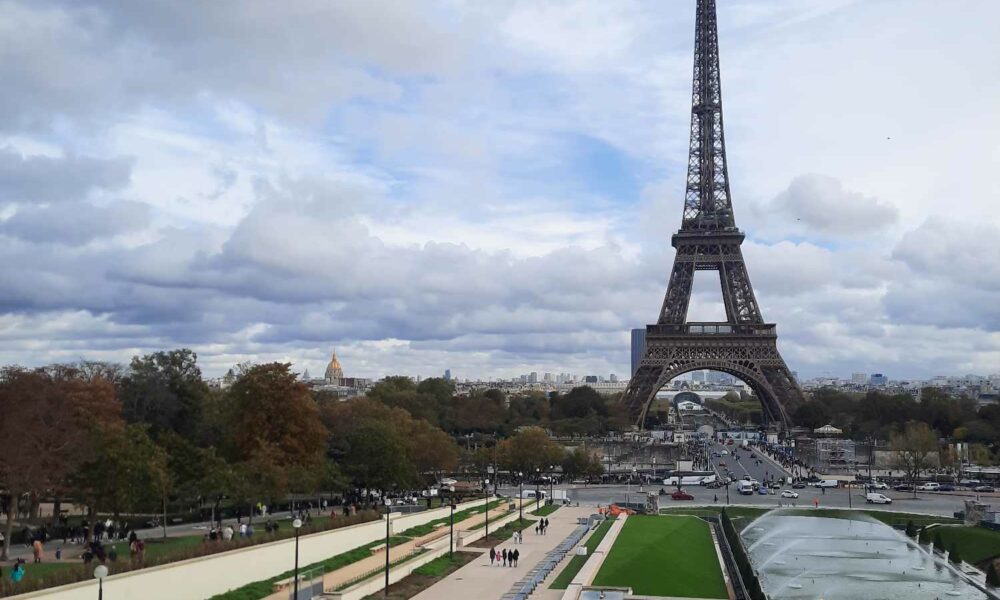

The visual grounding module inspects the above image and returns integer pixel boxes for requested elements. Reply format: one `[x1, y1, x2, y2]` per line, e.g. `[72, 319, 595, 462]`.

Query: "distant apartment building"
[870, 373, 888, 386]
[851, 372, 867, 384]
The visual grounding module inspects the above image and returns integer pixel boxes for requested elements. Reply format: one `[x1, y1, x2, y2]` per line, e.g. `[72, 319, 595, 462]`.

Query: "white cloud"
[0, 0, 997, 381]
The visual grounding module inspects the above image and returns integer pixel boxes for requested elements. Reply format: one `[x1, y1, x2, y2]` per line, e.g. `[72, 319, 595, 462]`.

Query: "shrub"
[986, 562, 1000, 587]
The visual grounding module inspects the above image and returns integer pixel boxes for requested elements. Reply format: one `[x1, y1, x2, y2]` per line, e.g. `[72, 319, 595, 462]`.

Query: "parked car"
[893, 484, 914, 492]
[974, 485, 996, 493]
[866, 492, 892, 505]
[780, 490, 799, 499]
[938, 484, 956, 492]
[768, 481, 782, 489]
[916, 482, 941, 492]
[869, 481, 889, 490]
[792, 481, 807, 489]
[671, 490, 695, 501]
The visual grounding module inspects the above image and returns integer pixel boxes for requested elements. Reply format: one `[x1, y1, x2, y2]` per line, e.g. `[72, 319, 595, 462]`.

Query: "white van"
[866, 492, 892, 504]
[815, 480, 839, 488]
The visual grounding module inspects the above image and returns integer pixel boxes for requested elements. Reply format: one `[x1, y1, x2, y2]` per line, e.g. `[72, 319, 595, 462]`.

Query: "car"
[815, 480, 839, 489]
[869, 481, 889, 490]
[974, 485, 996, 493]
[671, 490, 695, 501]
[938, 484, 955, 492]
[866, 492, 892, 504]
[768, 481, 782, 489]
[792, 481, 807, 489]
[721, 449, 729, 455]
[780, 490, 799, 499]
[719, 461, 727, 467]
[916, 482, 941, 492]
[893, 483, 914, 492]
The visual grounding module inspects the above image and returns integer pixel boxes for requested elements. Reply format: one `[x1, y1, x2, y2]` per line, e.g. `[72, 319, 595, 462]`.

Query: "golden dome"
[324, 350, 344, 382]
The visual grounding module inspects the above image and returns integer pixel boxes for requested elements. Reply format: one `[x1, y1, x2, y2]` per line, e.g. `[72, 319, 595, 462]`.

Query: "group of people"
[206, 518, 287, 542]
[534, 517, 550, 535]
[489, 546, 519, 567]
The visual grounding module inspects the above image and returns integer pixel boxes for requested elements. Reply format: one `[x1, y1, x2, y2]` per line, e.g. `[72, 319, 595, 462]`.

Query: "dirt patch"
[365, 552, 476, 600]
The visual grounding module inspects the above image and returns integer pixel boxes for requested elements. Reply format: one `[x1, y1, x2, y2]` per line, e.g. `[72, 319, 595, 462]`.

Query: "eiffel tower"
[623, 0, 804, 430]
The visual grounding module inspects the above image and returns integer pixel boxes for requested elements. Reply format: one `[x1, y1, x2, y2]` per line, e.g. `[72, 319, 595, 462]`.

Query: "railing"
[647, 322, 776, 336]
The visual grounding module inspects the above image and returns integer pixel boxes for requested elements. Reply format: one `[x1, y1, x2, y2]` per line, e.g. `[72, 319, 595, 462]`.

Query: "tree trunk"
[162, 496, 168, 539]
[1, 489, 18, 561]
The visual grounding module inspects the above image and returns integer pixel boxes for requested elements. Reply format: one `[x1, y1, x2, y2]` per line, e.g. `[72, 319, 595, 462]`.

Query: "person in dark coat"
[489, 547, 496, 565]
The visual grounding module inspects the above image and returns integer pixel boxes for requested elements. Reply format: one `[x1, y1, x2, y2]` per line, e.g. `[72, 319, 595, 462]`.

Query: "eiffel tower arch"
[623, 0, 805, 431]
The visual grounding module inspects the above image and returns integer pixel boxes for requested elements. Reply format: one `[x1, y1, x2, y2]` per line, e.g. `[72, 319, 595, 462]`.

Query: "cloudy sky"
[1, 0, 998, 381]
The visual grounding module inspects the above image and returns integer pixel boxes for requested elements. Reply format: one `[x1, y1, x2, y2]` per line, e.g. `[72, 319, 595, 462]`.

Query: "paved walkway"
[412, 505, 592, 600]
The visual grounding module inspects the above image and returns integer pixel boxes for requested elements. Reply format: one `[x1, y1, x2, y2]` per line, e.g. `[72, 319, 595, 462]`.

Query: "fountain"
[740, 510, 987, 599]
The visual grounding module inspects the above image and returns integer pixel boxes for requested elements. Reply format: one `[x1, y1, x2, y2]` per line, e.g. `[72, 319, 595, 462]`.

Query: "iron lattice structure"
[623, 0, 804, 430]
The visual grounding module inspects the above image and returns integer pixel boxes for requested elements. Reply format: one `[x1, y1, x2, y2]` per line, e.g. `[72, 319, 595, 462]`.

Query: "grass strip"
[531, 504, 560, 517]
[592, 515, 727, 599]
[550, 517, 615, 589]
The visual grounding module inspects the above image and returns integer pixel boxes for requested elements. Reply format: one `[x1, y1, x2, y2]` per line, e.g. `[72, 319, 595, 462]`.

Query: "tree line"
[0, 349, 611, 561]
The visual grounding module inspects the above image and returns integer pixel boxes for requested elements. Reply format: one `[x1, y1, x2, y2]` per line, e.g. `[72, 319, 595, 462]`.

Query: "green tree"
[562, 445, 604, 481]
[75, 424, 171, 518]
[499, 427, 566, 477]
[119, 349, 208, 440]
[891, 421, 939, 498]
[344, 420, 418, 492]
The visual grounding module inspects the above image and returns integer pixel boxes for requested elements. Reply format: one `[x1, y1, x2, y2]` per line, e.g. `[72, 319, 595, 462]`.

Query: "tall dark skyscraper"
[630, 328, 647, 376]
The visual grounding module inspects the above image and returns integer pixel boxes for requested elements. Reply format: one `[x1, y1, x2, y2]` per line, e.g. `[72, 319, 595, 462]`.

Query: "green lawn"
[550, 517, 615, 589]
[933, 525, 1000, 565]
[592, 515, 727, 599]
[531, 504, 560, 517]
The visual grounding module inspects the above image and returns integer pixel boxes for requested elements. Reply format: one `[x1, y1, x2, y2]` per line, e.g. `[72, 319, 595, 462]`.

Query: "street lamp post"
[534, 468, 540, 508]
[93, 565, 108, 600]
[292, 518, 302, 600]
[549, 465, 555, 501]
[384, 499, 391, 598]
[483, 479, 490, 541]
[518, 472, 524, 523]
[449, 503, 456, 558]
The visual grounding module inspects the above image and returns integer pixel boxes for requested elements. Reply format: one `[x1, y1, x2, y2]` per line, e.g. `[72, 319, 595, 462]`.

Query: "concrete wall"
[12, 498, 489, 600]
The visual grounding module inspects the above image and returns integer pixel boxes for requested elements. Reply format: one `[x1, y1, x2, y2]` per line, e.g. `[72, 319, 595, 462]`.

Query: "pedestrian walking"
[239, 522, 247, 537]
[513, 548, 520, 567]
[32, 539, 43, 563]
[502, 548, 508, 566]
[535, 524, 539, 535]
[489, 547, 496, 565]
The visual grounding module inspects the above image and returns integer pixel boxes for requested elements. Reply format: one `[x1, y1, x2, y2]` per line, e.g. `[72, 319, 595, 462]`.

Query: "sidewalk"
[411, 505, 592, 600]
